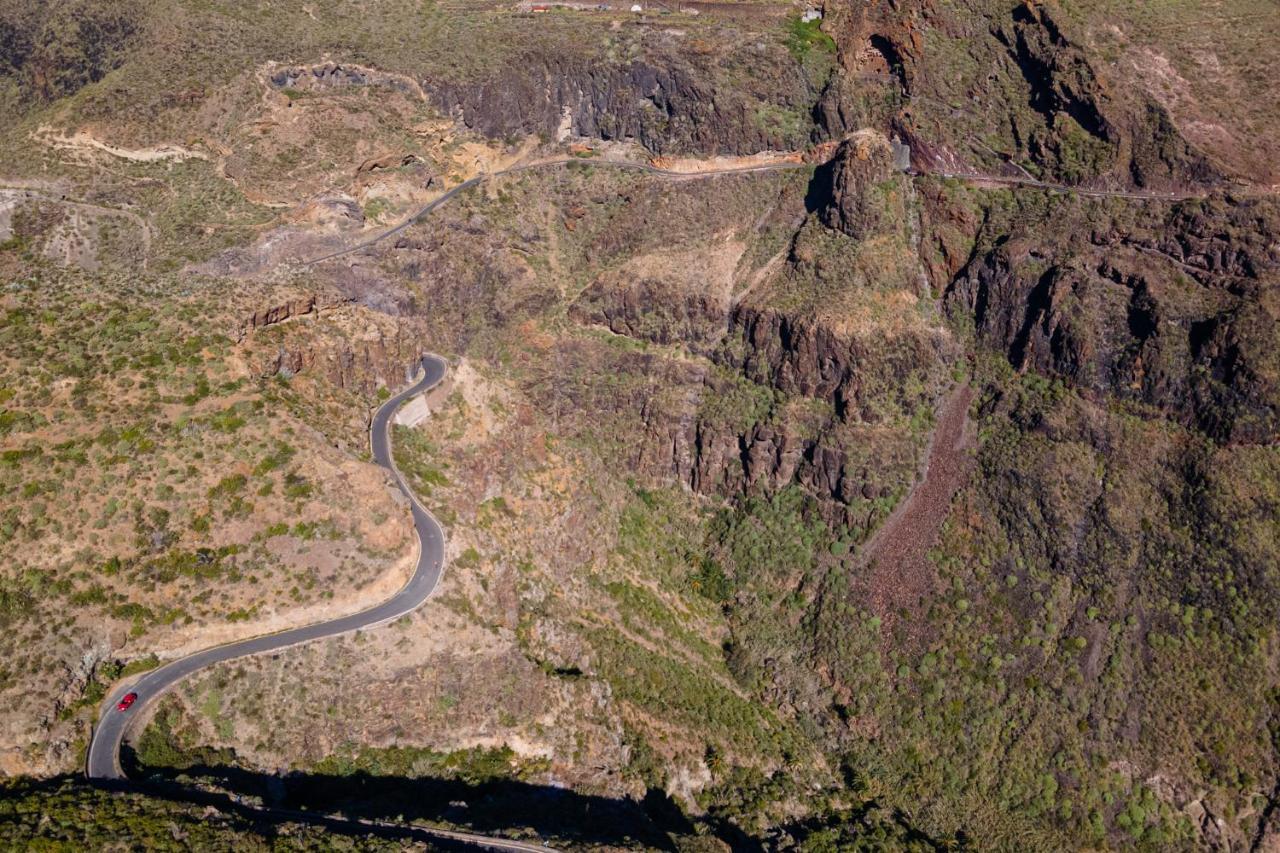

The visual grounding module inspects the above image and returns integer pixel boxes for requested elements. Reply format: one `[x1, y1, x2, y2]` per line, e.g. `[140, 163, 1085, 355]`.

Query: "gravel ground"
[861, 384, 975, 640]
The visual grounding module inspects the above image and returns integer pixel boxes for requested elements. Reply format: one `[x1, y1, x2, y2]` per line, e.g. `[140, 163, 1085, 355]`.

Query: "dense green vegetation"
[783, 14, 836, 61]
[687, 358, 1279, 848]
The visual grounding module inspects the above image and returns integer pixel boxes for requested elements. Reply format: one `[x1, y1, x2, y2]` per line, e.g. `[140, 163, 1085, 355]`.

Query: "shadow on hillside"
[97, 748, 764, 851]
[803, 155, 837, 216]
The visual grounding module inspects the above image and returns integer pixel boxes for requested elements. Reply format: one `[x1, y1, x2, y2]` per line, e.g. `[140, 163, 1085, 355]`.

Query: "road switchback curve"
[80, 355, 534, 845]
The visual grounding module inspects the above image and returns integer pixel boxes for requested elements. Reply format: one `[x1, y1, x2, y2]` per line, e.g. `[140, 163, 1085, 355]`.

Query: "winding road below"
[80, 147, 1134, 845]
[83, 355, 546, 850]
[84, 152, 812, 849]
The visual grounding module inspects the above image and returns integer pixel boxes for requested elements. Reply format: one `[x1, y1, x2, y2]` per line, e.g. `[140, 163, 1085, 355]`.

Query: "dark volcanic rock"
[724, 303, 955, 423]
[942, 193, 1280, 444]
[431, 56, 815, 156]
[816, 0, 1221, 189]
[569, 272, 730, 352]
[813, 130, 900, 240]
[997, 0, 1220, 189]
[270, 48, 824, 157]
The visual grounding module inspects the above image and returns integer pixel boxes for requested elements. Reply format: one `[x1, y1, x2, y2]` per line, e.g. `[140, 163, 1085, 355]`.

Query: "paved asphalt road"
[82, 156, 816, 845]
[86, 354, 449, 780]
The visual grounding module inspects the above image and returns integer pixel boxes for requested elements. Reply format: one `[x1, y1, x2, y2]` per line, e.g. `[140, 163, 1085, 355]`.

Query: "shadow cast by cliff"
[109, 747, 742, 851]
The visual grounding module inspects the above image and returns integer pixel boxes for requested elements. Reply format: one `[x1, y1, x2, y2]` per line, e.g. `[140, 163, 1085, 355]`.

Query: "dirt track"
[861, 384, 975, 632]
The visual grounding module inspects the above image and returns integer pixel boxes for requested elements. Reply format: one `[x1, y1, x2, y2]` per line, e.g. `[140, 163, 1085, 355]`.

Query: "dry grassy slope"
[151, 357, 718, 791]
[0, 259, 432, 775]
[0, 70, 480, 276]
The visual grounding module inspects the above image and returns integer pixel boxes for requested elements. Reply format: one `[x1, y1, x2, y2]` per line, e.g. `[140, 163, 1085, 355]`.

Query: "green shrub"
[783, 15, 835, 60]
[207, 473, 247, 498]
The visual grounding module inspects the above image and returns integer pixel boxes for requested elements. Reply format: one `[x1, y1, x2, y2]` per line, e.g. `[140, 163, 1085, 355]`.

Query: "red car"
[116, 692, 138, 712]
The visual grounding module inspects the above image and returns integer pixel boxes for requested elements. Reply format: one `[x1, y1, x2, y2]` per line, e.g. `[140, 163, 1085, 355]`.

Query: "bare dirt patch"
[33, 125, 208, 163]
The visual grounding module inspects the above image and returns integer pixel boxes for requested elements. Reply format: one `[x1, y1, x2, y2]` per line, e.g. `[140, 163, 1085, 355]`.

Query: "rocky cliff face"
[812, 129, 902, 241]
[240, 294, 331, 338]
[569, 261, 732, 352]
[817, 0, 1221, 189]
[938, 188, 1280, 444]
[267, 63, 423, 100]
[259, 329, 422, 395]
[570, 274, 732, 350]
[270, 45, 824, 157]
[723, 302, 952, 424]
[240, 297, 430, 396]
[434, 54, 820, 155]
[569, 340, 923, 534]
[995, 1, 1219, 188]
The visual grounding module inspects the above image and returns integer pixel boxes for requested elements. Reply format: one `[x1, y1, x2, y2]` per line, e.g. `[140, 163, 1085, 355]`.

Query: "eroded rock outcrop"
[269, 52, 823, 156]
[817, 0, 1221, 188]
[724, 303, 954, 423]
[268, 62, 425, 100]
[569, 240, 747, 352]
[264, 332, 422, 395]
[242, 297, 430, 395]
[813, 130, 901, 241]
[242, 294, 326, 337]
[941, 191, 1280, 444]
[996, 1, 1219, 189]
[436, 57, 818, 155]
[571, 274, 730, 350]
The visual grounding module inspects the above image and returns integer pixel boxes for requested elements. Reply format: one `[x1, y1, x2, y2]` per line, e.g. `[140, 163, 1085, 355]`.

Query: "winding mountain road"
[82, 355, 545, 848]
[301, 152, 1237, 268]
[302, 156, 811, 265]
[80, 145, 1142, 844]
[83, 152, 809, 847]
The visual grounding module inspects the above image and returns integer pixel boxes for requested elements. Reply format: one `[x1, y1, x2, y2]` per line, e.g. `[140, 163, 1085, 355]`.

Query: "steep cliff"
[936, 185, 1280, 444]
[269, 40, 826, 158]
[812, 129, 903, 241]
[817, 0, 1224, 188]
[430, 53, 821, 156]
[239, 293, 432, 397]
